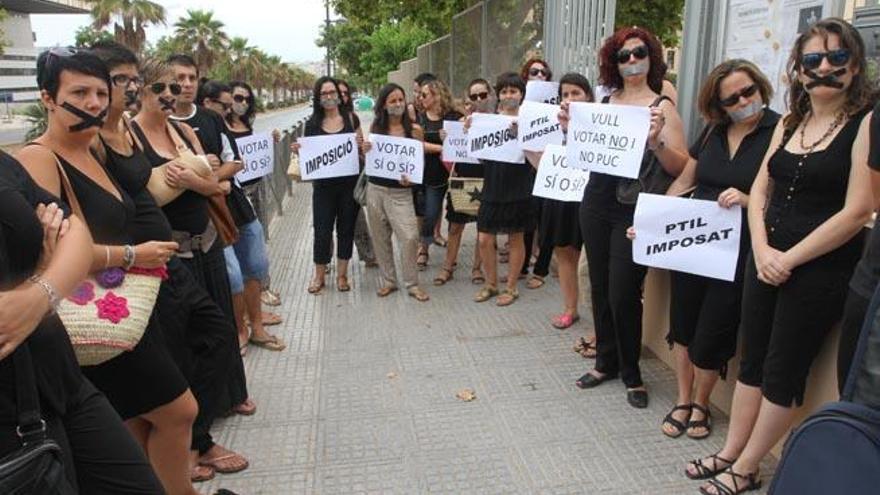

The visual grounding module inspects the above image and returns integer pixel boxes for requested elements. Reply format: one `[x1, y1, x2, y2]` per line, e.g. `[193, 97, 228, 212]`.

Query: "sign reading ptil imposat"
[234, 132, 274, 182]
[517, 101, 563, 152]
[525, 81, 560, 104]
[365, 134, 425, 184]
[567, 102, 650, 179]
[632, 194, 742, 281]
[467, 113, 524, 164]
[532, 145, 589, 202]
[441, 121, 479, 164]
[298, 133, 360, 181]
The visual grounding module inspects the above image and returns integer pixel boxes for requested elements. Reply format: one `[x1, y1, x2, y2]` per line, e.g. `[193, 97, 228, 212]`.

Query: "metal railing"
[247, 117, 308, 239]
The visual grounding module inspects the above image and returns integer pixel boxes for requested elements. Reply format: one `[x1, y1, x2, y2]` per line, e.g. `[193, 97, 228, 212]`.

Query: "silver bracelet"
[28, 275, 61, 315]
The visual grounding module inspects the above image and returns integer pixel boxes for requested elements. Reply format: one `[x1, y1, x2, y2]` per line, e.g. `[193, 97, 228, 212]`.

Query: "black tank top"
[130, 120, 209, 234]
[765, 110, 870, 265]
[101, 136, 173, 243]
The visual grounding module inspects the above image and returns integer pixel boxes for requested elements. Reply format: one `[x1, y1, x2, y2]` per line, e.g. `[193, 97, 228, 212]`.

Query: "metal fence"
[388, 0, 545, 98]
[248, 117, 307, 239]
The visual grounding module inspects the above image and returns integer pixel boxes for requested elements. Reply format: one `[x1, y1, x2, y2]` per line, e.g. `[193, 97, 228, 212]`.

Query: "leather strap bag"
[0, 344, 75, 494]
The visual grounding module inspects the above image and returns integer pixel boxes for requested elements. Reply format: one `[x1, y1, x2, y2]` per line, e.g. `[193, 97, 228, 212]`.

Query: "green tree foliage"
[615, 0, 686, 48]
[22, 103, 47, 142]
[74, 25, 114, 47]
[0, 8, 8, 55]
[173, 9, 230, 75]
[86, 0, 166, 54]
[361, 20, 433, 90]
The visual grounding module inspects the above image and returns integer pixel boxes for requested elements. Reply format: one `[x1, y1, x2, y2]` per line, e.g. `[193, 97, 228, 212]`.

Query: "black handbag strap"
[12, 344, 46, 445]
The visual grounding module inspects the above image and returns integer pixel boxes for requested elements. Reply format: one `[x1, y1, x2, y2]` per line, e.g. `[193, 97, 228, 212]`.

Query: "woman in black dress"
[0, 151, 165, 493]
[472, 72, 536, 307]
[688, 19, 874, 494]
[90, 42, 250, 484]
[16, 49, 200, 494]
[128, 58, 252, 478]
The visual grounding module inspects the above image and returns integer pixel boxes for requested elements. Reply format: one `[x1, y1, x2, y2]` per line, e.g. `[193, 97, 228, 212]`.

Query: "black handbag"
[615, 95, 676, 205]
[0, 344, 74, 494]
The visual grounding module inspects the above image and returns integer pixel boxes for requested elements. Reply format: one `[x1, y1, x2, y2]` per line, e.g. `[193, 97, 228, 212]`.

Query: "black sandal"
[699, 468, 761, 495]
[687, 403, 712, 440]
[661, 404, 692, 438]
[686, 452, 736, 480]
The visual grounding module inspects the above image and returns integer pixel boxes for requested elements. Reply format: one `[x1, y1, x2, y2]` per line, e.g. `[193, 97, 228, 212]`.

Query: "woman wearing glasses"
[687, 19, 873, 494]
[16, 49, 203, 494]
[293, 76, 361, 294]
[628, 60, 780, 441]
[564, 26, 688, 409]
[416, 79, 462, 272]
[436, 78, 490, 285]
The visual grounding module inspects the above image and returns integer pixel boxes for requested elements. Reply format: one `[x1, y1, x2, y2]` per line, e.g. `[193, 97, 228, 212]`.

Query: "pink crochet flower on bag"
[67, 282, 95, 306]
[94, 292, 130, 324]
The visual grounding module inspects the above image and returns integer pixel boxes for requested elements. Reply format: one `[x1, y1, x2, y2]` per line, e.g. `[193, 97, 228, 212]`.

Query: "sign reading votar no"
[566, 102, 650, 179]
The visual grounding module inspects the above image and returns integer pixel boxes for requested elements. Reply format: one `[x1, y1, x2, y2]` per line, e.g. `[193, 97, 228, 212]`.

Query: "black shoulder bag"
[616, 95, 676, 204]
[0, 344, 74, 494]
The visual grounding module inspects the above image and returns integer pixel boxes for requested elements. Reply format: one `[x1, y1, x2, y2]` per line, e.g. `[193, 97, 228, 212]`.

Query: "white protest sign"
[365, 134, 425, 184]
[467, 113, 524, 164]
[633, 193, 742, 281]
[298, 133, 359, 181]
[518, 101, 563, 152]
[234, 132, 274, 182]
[525, 80, 560, 104]
[532, 145, 590, 202]
[441, 121, 479, 164]
[567, 102, 650, 179]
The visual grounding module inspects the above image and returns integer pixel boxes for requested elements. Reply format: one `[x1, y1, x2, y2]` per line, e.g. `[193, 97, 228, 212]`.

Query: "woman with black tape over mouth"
[688, 18, 875, 495]
[13, 47, 185, 493]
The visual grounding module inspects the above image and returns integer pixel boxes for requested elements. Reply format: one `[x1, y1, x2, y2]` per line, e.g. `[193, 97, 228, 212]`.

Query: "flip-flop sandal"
[377, 286, 398, 297]
[199, 453, 250, 474]
[573, 337, 597, 358]
[261, 289, 282, 306]
[661, 404, 693, 438]
[526, 275, 545, 289]
[417, 252, 429, 269]
[433, 267, 454, 286]
[191, 464, 215, 483]
[307, 279, 324, 294]
[471, 269, 485, 285]
[249, 334, 286, 351]
[407, 287, 430, 302]
[433, 236, 448, 247]
[552, 313, 580, 329]
[337, 276, 351, 292]
[474, 286, 498, 303]
[496, 288, 519, 307]
[261, 312, 283, 326]
[687, 403, 712, 440]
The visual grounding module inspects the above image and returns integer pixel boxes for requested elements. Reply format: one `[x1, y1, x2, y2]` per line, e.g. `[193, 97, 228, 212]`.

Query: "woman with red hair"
[564, 26, 688, 409]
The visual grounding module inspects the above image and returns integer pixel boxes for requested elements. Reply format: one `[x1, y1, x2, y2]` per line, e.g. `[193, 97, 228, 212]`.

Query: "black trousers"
[523, 197, 553, 277]
[837, 288, 871, 393]
[312, 181, 359, 265]
[581, 205, 647, 388]
[176, 243, 248, 453]
[0, 379, 164, 494]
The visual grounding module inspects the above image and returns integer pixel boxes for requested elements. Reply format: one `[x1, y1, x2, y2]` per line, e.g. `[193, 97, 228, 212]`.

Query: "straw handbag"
[52, 153, 164, 366]
[448, 176, 483, 216]
[288, 153, 302, 182]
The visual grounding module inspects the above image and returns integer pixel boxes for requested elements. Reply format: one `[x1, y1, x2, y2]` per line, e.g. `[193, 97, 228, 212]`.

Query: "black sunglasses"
[469, 91, 489, 102]
[111, 74, 143, 87]
[719, 84, 759, 107]
[801, 49, 851, 71]
[233, 94, 248, 103]
[149, 82, 182, 96]
[616, 45, 649, 64]
[528, 67, 548, 77]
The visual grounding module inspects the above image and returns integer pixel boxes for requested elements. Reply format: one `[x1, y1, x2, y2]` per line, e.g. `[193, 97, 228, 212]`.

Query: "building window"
[0, 68, 38, 76]
[0, 55, 36, 62]
[667, 50, 676, 71]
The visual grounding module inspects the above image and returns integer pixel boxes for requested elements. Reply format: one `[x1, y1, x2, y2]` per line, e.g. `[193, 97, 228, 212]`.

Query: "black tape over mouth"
[804, 68, 847, 90]
[159, 97, 176, 111]
[61, 102, 107, 132]
[124, 91, 138, 106]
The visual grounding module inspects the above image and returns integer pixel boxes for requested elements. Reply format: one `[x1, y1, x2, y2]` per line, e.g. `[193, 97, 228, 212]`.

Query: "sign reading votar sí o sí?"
[532, 145, 589, 202]
[234, 132, 275, 183]
[365, 134, 425, 184]
[566, 102, 650, 179]
[297, 133, 360, 181]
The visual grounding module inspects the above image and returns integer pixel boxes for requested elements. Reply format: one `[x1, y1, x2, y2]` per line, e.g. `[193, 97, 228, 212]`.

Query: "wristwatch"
[29, 275, 61, 315]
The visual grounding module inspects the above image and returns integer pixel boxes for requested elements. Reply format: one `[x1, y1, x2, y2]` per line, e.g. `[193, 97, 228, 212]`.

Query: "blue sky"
[30, 0, 328, 64]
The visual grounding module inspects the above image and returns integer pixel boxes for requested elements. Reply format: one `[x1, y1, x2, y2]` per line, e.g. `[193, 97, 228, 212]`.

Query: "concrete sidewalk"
[202, 183, 773, 494]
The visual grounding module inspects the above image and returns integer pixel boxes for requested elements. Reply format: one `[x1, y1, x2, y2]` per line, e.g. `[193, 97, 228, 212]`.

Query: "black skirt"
[539, 198, 582, 248]
[477, 199, 536, 234]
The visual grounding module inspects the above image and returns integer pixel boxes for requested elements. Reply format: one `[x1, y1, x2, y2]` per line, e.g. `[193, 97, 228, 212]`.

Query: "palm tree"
[173, 9, 229, 74]
[22, 103, 47, 141]
[87, 0, 165, 54]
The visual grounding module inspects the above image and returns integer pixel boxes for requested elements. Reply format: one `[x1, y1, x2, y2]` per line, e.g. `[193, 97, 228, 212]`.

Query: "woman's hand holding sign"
[557, 101, 570, 133]
[289, 141, 301, 154]
[718, 187, 748, 209]
[361, 140, 372, 154]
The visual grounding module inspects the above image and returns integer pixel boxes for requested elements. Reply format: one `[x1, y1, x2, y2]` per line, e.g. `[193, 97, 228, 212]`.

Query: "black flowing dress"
[46, 148, 188, 420]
